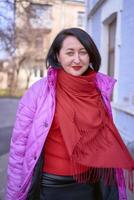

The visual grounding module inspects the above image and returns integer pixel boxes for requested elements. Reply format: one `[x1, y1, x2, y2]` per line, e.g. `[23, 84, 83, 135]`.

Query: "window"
[34, 68, 38, 77]
[77, 11, 85, 27]
[108, 18, 117, 78]
[34, 67, 44, 77]
[28, 4, 52, 30]
[40, 69, 44, 77]
[108, 17, 117, 100]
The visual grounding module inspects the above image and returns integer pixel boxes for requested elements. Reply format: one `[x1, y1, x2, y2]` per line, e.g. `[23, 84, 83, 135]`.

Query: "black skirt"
[40, 173, 119, 200]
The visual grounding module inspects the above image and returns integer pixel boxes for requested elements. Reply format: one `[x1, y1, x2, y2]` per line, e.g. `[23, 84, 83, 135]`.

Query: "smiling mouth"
[72, 66, 82, 70]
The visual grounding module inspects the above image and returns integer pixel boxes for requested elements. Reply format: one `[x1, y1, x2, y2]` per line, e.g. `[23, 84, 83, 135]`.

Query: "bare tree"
[0, 0, 31, 94]
[0, 0, 15, 56]
[0, 0, 50, 96]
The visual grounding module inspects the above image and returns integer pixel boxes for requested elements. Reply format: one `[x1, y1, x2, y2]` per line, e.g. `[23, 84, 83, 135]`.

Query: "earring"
[89, 63, 93, 69]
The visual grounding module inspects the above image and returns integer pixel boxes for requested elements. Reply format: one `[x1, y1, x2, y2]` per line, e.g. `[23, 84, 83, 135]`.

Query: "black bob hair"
[46, 27, 101, 72]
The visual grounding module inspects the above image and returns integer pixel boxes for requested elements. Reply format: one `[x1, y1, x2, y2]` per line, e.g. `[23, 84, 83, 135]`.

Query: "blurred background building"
[0, 0, 85, 94]
[0, 1, 86, 199]
[85, 2, 134, 199]
[85, 0, 134, 146]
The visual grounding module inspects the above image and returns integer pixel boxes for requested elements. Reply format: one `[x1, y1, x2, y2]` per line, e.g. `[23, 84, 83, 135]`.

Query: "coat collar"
[47, 67, 117, 98]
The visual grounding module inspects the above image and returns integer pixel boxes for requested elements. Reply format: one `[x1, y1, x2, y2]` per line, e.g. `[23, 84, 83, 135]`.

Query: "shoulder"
[96, 72, 117, 86]
[19, 77, 48, 109]
[96, 72, 117, 98]
[29, 77, 47, 92]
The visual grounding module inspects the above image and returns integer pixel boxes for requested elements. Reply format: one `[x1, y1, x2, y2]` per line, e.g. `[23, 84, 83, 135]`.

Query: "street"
[0, 127, 12, 156]
[0, 98, 19, 200]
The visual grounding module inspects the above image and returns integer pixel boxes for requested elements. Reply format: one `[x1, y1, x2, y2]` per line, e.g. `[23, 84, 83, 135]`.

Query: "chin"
[69, 71, 84, 76]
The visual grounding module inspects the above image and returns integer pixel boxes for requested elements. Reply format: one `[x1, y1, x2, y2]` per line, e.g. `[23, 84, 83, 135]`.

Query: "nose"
[73, 53, 80, 64]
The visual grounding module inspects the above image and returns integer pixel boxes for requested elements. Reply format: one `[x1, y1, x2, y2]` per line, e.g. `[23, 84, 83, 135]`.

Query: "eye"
[66, 52, 74, 56]
[79, 51, 88, 55]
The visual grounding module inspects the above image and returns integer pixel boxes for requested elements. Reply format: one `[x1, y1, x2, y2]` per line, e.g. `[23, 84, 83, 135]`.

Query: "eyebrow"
[65, 48, 86, 51]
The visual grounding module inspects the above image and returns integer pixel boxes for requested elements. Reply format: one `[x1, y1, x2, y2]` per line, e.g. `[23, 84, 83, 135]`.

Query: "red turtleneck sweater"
[43, 113, 72, 175]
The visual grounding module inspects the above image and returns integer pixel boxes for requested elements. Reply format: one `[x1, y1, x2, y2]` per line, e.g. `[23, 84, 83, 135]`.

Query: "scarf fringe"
[70, 160, 134, 191]
[70, 124, 134, 191]
[71, 127, 134, 191]
[70, 160, 116, 185]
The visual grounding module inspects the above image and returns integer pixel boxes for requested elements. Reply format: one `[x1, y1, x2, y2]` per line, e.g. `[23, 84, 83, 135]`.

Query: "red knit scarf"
[56, 68, 134, 189]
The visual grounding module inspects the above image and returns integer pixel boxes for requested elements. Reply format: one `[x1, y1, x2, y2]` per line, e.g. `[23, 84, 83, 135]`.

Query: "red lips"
[71, 66, 82, 70]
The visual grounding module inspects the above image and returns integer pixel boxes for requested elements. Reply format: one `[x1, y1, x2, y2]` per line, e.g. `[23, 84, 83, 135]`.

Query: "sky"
[0, 0, 14, 59]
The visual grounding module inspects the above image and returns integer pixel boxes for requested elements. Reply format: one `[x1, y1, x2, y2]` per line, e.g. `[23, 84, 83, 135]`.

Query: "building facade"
[0, 0, 85, 90]
[85, 0, 134, 145]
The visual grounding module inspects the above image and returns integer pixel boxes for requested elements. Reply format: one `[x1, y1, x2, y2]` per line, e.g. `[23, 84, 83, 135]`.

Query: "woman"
[6, 28, 133, 200]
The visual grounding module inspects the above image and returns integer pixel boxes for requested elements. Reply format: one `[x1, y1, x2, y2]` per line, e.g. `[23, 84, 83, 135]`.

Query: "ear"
[56, 53, 61, 66]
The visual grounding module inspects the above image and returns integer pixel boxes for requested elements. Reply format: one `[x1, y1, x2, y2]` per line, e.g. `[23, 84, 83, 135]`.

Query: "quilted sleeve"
[6, 102, 35, 199]
[104, 76, 117, 99]
[96, 73, 117, 99]
[96, 73, 117, 118]
[6, 79, 45, 199]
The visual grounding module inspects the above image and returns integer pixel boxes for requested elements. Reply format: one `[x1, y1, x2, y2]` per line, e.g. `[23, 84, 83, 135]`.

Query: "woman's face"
[57, 36, 90, 76]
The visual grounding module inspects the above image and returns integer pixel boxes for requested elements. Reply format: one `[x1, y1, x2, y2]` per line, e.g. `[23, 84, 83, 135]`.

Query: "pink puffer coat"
[6, 68, 127, 200]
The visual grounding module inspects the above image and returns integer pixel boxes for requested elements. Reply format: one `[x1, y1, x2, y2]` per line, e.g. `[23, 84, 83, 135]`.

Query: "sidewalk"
[0, 98, 19, 200]
[0, 98, 19, 128]
[0, 153, 8, 200]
